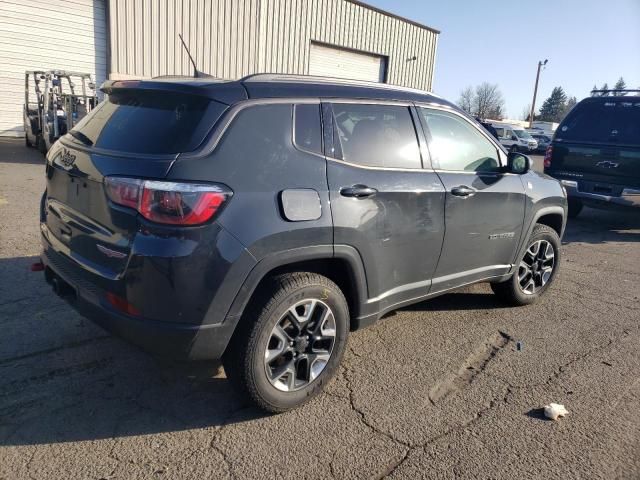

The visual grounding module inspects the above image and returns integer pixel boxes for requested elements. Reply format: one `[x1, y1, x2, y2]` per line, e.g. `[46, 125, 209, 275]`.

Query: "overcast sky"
[367, 0, 640, 119]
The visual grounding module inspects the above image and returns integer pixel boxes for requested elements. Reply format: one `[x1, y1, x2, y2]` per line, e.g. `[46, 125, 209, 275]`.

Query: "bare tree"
[521, 104, 532, 121]
[457, 86, 475, 114]
[474, 82, 505, 120]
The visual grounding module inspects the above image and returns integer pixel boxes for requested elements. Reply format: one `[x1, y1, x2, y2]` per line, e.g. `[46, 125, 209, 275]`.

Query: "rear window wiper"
[69, 130, 94, 146]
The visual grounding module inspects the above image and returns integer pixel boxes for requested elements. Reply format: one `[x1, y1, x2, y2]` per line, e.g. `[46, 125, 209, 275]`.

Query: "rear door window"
[330, 103, 422, 169]
[557, 99, 640, 145]
[69, 90, 227, 154]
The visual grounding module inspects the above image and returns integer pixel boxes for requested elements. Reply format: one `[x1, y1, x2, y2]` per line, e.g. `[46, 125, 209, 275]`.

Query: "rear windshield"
[69, 90, 227, 154]
[557, 99, 640, 145]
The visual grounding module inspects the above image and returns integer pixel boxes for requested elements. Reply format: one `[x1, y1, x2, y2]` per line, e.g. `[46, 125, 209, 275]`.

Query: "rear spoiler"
[100, 79, 247, 105]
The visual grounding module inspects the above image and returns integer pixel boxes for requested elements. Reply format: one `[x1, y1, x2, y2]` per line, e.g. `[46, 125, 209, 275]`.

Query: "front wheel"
[491, 224, 561, 306]
[223, 272, 349, 413]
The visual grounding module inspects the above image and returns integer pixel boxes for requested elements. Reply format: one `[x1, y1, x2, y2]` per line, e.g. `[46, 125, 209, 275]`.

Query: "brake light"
[105, 177, 231, 226]
[544, 146, 553, 168]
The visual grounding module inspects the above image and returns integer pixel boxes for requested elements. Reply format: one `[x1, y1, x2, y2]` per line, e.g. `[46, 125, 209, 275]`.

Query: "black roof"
[102, 74, 455, 110]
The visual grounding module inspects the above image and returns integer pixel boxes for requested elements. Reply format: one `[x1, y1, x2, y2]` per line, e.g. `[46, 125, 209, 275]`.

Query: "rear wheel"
[491, 224, 560, 306]
[223, 272, 349, 413]
[567, 198, 583, 218]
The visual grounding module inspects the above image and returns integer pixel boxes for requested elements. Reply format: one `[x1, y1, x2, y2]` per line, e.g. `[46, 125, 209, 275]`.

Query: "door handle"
[450, 185, 476, 197]
[340, 185, 378, 198]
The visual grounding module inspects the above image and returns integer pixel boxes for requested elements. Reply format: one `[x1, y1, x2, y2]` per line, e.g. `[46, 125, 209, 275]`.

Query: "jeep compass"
[40, 74, 567, 412]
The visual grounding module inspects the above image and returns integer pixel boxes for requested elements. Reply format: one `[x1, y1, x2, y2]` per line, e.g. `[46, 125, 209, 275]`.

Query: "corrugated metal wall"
[108, 0, 438, 91]
[0, 0, 107, 136]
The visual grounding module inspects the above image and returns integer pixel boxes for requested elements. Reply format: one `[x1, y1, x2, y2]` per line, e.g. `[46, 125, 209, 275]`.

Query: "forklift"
[23, 70, 99, 153]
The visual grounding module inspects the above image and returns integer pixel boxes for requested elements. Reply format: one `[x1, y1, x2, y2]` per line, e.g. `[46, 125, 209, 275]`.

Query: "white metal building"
[0, 0, 439, 137]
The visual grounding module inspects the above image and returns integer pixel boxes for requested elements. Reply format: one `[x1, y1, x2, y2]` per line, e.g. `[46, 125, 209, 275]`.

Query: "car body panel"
[430, 171, 526, 292]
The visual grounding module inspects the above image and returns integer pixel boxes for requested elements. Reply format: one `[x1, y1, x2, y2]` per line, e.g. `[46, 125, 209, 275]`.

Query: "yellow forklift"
[23, 70, 99, 153]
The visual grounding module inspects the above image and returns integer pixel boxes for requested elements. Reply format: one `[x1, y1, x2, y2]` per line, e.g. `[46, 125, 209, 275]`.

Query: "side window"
[419, 108, 500, 172]
[331, 103, 421, 169]
[495, 127, 504, 138]
[294, 104, 322, 154]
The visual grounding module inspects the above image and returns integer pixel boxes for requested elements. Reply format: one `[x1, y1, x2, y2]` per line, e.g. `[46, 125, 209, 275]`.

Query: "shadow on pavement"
[0, 138, 45, 165]
[0, 255, 265, 447]
[563, 207, 640, 245]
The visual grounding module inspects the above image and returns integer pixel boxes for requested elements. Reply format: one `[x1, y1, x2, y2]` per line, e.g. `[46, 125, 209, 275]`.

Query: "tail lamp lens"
[105, 177, 231, 226]
[543, 145, 553, 168]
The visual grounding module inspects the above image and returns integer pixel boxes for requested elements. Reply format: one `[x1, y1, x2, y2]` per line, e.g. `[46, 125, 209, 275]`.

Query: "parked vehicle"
[39, 74, 567, 412]
[544, 90, 640, 217]
[24, 70, 98, 153]
[478, 119, 500, 139]
[492, 123, 538, 153]
[531, 133, 552, 153]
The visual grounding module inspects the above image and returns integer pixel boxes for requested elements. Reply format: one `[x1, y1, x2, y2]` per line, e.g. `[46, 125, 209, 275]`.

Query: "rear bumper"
[40, 222, 254, 360]
[559, 180, 640, 209]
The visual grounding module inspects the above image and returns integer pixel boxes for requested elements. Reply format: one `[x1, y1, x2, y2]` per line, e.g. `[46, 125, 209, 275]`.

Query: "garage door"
[0, 0, 107, 137]
[309, 43, 386, 83]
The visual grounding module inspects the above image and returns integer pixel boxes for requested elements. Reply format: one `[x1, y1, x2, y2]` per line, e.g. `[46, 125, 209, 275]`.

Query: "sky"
[367, 0, 640, 119]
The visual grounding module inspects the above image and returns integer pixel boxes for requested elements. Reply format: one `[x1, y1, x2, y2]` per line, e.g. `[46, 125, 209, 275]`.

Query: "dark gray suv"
[40, 74, 567, 412]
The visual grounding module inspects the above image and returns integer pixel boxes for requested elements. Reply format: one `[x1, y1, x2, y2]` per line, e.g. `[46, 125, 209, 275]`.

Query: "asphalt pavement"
[1, 140, 638, 479]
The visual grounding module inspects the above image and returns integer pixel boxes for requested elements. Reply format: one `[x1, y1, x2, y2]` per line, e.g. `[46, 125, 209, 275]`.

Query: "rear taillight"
[105, 177, 231, 226]
[543, 146, 553, 168]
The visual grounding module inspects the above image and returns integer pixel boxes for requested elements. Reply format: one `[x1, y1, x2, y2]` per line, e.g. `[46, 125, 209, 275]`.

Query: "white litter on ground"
[544, 403, 569, 420]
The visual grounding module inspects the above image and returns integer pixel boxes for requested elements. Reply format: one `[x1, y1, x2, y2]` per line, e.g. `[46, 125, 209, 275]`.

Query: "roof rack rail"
[241, 73, 439, 98]
[590, 88, 640, 96]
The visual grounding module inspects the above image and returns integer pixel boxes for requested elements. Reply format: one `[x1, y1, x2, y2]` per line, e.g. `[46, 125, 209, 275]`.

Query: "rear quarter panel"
[167, 101, 332, 260]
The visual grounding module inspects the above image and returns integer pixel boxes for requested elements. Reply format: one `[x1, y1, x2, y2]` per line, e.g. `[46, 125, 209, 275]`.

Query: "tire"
[567, 198, 583, 218]
[37, 135, 47, 154]
[223, 272, 349, 413]
[25, 133, 32, 148]
[491, 224, 561, 306]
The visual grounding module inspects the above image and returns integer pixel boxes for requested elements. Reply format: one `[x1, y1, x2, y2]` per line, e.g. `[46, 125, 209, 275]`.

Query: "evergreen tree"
[562, 96, 578, 119]
[613, 77, 626, 96]
[600, 83, 609, 96]
[591, 84, 598, 96]
[538, 87, 568, 122]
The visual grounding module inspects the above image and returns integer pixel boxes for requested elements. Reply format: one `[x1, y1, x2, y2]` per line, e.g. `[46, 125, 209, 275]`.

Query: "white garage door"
[309, 43, 386, 83]
[0, 0, 107, 137]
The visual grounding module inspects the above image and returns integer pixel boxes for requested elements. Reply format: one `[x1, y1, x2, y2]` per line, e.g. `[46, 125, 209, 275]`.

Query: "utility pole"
[529, 59, 548, 128]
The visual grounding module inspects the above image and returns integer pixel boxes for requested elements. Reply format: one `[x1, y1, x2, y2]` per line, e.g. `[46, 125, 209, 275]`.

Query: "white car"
[492, 124, 538, 153]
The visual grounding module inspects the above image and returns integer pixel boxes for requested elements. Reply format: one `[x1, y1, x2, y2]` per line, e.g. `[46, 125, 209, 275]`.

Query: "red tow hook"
[30, 260, 45, 272]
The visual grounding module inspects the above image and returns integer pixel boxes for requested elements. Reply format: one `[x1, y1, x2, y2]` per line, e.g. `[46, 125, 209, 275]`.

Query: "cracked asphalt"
[1, 139, 639, 479]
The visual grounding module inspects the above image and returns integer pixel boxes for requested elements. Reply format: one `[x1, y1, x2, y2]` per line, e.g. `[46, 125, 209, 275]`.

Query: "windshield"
[70, 90, 227, 154]
[557, 99, 640, 145]
[514, 129, 533, 139]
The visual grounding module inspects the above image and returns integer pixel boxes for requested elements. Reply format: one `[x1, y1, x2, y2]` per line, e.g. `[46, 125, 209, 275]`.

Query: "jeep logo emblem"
[595, 160, 619, 169]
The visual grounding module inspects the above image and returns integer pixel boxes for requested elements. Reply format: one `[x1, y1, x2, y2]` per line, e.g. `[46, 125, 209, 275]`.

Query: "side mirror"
[511, 135, 517, 141]
[507, 152, 531, 174]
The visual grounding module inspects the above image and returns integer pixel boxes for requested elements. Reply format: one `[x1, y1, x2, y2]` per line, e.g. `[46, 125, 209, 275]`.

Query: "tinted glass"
[331, 104, 421, 168]
[294, 104, 322, 154]
[557, 99, 640, 145]
[420, 108, 500, 172]
[70, 91, 227, 154]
